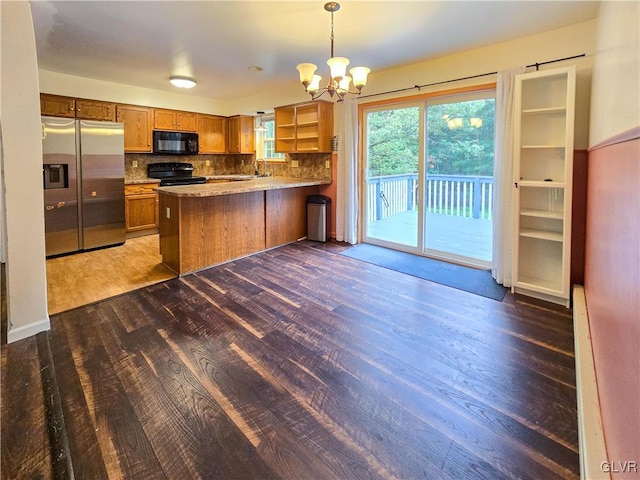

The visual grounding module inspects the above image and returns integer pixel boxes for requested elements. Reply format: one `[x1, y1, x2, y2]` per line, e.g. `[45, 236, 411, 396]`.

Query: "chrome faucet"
[255, 158, 268, 177]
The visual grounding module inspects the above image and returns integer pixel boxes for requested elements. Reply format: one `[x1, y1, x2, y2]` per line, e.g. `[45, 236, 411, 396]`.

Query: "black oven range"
[147, 162, 206, 186]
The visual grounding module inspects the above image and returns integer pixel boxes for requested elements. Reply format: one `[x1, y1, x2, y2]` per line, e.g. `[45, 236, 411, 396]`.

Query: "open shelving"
[512, 66, 576, 306]
[274, 101, 334, 153]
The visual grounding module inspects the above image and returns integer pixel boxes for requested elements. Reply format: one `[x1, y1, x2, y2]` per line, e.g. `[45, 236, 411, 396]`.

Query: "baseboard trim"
[7, 316, 51, 344]
[573, 285, 610, 480]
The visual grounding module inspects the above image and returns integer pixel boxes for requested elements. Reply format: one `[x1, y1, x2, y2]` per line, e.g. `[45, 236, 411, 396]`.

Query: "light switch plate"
[325, 160, 331, 169]
[205, 160, 211, 167]
[132, 160, 138, 168]
[291, 160, 299, 168]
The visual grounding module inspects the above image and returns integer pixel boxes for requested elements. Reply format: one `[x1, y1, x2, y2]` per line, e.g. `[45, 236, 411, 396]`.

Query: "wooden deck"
[366, 211, 493, 262]
[1, 241, 578, 479]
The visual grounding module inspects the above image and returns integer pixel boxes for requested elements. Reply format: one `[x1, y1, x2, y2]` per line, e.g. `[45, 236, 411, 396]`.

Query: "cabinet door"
[198, 114, 227, 153]
[239, 116, 255, 154]
[125, 193, 158, 232]
[75, 99, 116, 121]
[176, 111, 197, 132]
[117, 105, 153, 153]
[154, 109, 177, 130]
[227, 115, 255, 154]
[40, 94, 75, 118]
[227, 116, 240, 153]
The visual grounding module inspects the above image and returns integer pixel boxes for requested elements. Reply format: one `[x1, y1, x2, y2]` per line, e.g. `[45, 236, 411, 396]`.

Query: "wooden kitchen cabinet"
[154, 108, 197, 132]
[275, 100, 334, 153]
[40, 94, 76, 118]
[75, 99, 116, 121]
[40, 94, 116, 121]
[197, 114, 227, 153]
[125, 183, 159, 234]
[227, 115, 255, 154]
[117, 105, 153, 153]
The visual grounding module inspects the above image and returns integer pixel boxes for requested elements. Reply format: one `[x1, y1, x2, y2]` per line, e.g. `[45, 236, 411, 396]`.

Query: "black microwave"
[152, 130, 198, 155]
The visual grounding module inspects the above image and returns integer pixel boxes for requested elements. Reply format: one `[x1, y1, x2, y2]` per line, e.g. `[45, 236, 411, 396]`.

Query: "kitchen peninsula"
[157, 177, 329, 274]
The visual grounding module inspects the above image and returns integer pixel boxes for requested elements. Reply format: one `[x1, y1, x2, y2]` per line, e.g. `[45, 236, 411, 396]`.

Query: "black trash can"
[307, 195, 331, 242]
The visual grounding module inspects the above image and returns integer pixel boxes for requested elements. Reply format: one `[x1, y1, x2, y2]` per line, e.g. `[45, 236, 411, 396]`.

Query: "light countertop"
[154, 176, 331, 198]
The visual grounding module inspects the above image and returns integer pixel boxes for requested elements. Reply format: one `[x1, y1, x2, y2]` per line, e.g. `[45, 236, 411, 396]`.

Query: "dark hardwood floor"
[1, 241, 579, 479]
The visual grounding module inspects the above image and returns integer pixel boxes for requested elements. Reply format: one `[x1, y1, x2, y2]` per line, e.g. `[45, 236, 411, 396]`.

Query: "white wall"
[39, 70, 234, 116]
[589, 1, 640, 145]
[1, 1, 50, 342]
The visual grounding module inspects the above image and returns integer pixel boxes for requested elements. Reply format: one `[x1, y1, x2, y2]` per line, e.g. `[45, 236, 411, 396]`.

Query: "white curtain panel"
[492, 66, 526, 287]
[336, 97, 359, 244]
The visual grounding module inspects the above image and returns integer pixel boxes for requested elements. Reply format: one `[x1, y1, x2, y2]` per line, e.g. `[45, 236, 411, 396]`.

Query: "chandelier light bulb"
[327, 56, 350, 81]
[350, 66, 370, 89]
[308, 75, 322, 93]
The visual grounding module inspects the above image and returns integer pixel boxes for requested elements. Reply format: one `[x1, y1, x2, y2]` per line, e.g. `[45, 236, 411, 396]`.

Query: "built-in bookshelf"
[512, 66, 576, 306]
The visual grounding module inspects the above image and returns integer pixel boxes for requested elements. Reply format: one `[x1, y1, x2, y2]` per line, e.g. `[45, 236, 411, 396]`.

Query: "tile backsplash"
[125, 153, 332, 182]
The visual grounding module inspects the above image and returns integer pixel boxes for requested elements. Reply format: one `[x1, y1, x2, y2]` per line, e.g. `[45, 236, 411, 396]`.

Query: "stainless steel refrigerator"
[42, 116, 125, 257]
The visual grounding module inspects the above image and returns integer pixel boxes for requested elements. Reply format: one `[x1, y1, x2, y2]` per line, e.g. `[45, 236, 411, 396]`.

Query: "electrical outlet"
[132, 160, 138, 168]
[166, 207, 171, 219]
[325, 160, 331, 169]
[205, 160, 211, 167]
[291, 160, 299, 168]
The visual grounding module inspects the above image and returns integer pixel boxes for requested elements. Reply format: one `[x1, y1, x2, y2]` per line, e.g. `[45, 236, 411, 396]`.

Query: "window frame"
[255, 114, 286, 163]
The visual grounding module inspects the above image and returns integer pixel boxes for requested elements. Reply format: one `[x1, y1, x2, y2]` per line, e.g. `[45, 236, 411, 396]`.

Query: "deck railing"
[367, 174, 494, 222]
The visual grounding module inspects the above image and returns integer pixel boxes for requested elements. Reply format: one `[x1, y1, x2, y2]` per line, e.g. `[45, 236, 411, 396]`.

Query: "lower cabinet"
[125, 184, 159, 234]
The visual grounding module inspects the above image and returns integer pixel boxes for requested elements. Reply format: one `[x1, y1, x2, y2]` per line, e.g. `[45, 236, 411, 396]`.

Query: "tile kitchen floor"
[46, 234, 176, 315]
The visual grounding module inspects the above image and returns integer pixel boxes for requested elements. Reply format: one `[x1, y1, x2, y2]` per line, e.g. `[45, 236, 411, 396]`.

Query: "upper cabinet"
[197, 114, 227, 154]
[40, 94, 116, 121]
[40, 94, 75, 118]
[227, 115, 255, 154]
[512, 65, 576, 306]
[154, 108, 197, 132]
[275, 101, 334, 153]
[116, 105, 153, 153]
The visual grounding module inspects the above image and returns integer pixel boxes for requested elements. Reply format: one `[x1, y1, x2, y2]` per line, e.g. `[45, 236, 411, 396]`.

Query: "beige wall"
[585, 1, 640, 476]
[39, 70, 234, 116]
[589, 1, 640, 145]
[1, 1, 50, 342]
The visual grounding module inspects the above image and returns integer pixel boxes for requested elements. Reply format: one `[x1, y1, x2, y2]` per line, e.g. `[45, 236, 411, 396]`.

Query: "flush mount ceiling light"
[296, 2, 370, 102]
[169, 76, 197, 89]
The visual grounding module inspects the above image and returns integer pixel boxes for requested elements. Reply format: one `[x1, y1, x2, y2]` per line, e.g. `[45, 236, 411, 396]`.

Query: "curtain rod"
[358, 53, 586, 100]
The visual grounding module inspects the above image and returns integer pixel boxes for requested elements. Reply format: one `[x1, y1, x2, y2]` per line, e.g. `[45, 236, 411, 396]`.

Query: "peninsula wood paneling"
[160, 192, 265, 274]
[266, 186, 319, 248]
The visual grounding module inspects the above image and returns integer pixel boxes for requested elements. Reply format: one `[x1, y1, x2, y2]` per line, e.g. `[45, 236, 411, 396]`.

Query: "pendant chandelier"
[296, 2, 370, 101]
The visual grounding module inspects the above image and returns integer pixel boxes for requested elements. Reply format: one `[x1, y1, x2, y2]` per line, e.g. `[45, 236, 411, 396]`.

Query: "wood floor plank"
[1, 337, 53, 480]
[56, 307, 168, 479]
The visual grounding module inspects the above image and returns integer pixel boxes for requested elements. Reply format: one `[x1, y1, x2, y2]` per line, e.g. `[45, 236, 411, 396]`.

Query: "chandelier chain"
[330, 9, 335, 58]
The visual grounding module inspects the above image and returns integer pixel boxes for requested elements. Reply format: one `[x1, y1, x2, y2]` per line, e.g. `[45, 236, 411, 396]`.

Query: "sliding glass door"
[363, 90, 495, 267]
[364, 105, 422, 248]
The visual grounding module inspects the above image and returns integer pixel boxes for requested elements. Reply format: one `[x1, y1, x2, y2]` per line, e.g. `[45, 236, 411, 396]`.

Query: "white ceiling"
[30, 1, 600, 102]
